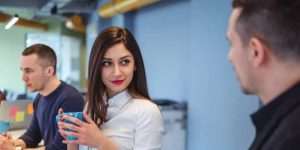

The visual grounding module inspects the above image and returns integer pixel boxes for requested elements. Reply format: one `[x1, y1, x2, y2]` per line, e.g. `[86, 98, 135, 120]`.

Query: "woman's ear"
[248, 37, 269, 68]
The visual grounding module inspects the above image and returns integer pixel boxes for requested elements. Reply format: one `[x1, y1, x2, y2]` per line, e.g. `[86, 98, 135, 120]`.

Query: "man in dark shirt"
[0, 44, 84, 150]
[227, 0, 300, 149]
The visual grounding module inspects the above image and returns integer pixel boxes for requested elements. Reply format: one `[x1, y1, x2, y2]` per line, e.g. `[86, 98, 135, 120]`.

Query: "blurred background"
[0, 0, 258, 149]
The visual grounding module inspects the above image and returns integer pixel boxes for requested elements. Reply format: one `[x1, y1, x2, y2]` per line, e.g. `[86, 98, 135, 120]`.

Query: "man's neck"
[258, 62, 300, 104]
[39, 76, 61, 96]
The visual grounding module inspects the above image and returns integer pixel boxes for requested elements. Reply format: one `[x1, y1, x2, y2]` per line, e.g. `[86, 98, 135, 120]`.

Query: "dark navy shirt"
[19, 81, 84, 150]
[250, 82, 300, 149]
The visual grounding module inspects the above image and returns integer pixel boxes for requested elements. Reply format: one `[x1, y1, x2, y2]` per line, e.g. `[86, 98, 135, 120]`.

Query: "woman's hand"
[58, 112, 109, 149]
[57, 108, 67, 140]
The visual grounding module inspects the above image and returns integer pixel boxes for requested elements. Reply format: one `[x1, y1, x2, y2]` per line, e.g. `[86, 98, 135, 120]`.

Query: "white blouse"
[79, 91, 164, 150]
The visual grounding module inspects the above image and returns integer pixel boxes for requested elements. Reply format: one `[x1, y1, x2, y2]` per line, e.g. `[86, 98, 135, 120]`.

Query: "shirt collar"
[105, 90, 132, 120]
[251, 97, 283, 133]
[251, 81, 300, 133]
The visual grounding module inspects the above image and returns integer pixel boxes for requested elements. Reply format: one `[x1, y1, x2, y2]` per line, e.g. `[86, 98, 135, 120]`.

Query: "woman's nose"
[113, 65, 121, 77]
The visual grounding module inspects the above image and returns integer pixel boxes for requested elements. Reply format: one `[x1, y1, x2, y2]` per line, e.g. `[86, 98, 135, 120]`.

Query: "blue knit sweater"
[19, 81, 84, 150]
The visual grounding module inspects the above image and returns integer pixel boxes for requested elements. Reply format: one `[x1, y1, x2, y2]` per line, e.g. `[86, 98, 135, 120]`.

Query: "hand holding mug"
[57, 109, 85, 141]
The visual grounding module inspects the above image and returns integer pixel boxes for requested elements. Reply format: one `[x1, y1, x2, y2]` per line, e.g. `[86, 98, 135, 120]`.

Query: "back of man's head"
[23, 44, 57, 74]
[232, 0, 300, 62]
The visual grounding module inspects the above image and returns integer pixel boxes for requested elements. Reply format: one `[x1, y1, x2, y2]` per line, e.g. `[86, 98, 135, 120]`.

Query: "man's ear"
[248, 37, 269, 68]
[46, 66, 55, 76]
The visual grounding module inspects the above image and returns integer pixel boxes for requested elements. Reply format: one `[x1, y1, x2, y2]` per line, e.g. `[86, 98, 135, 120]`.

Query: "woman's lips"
[112, 80, 124, 85]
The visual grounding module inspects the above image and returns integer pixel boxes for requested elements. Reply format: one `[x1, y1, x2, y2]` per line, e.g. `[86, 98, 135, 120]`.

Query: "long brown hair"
[86, 26, 150, 126]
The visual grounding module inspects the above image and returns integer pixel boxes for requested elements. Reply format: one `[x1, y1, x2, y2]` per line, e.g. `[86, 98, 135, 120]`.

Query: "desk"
[9, 129, 44, 149]
[10, 129, 26, 139]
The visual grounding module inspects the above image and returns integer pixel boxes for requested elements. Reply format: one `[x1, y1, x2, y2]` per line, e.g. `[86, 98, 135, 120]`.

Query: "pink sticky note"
[9, 107, 19, 117]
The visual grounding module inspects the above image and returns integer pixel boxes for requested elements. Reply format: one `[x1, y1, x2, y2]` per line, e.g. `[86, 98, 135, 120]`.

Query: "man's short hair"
[232, 0, 300, 62]
[22, 44, 57, 74]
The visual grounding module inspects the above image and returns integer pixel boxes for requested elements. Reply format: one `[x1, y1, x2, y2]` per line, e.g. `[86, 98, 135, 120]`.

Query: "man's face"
[20, 54, 49, 93]
[227, 8, 255, 94]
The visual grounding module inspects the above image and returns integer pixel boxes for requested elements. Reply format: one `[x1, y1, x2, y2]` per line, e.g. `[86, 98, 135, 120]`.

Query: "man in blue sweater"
[0, 44, 84, 150]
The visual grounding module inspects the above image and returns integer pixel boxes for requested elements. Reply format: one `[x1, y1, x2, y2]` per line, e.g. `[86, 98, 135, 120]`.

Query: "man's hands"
[0, 134, 15, 150]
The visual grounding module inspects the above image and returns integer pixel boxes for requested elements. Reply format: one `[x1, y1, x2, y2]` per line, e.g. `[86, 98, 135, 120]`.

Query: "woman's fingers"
[58, 108, 64, 114]
[58, 121, 81, 140]
[59, 112, 102, 147]
[83, 112, 95, 125]
[62, 115, 85, 127]
[58, 108, 64, 121]
[62, 139, 80, 144]
[59, 127, 80, 139]
[62, 122, 81, 132]
[62, 137, 86, 145]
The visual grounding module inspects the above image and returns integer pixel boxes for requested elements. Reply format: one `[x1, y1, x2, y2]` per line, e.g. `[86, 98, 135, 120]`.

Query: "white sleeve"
[134, 102, 165, 150]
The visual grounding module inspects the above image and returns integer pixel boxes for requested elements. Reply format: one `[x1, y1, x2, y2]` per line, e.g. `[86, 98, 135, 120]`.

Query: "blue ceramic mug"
[0, 121, 11, 135]
[56, 112, 85, 141]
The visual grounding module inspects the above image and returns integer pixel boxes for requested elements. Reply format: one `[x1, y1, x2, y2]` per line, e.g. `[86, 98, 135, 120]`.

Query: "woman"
[58, 26, 164, 150]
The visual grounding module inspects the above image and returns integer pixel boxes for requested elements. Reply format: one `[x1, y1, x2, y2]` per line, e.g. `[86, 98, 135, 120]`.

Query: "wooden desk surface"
[9, 129, 44, 149]
[9, 129, 26, 139]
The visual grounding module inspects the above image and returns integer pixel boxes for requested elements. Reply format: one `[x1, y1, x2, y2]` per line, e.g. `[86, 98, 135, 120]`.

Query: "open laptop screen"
[0, 100, 33, 130]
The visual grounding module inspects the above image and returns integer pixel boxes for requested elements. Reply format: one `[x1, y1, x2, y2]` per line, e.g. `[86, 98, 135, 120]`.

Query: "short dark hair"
[87, 26, 150, 126]
[22, 44, 57, 74]
[232, 0, 300, 61]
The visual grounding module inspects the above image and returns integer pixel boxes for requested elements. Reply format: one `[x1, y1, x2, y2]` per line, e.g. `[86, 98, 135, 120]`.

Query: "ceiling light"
[5, 14, 19, 29]
[65, 15, 85, 33]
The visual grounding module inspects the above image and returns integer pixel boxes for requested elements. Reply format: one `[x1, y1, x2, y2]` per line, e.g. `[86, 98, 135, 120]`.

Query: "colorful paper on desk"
[0, 100, 33, 130]
[27, 103, 33, 115]
[9, 107, 19, 117]
[15, 111, 25, 122]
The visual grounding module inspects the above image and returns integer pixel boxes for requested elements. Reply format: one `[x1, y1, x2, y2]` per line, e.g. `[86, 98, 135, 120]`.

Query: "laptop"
[0, 100, 34, 130]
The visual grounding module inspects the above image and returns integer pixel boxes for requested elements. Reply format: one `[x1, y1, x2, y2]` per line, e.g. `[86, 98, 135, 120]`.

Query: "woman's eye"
[121, 59, 130, 65]
[102, 61, 111, 66]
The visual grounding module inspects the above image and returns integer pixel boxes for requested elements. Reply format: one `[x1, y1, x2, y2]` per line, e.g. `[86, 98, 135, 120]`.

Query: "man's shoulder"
[271, 104, 300, 138]
[57, 83, 84, 111]
[262, 104, 300, 149]
[281, 104, 300, 128]
[59, 82, 82, 96]
[60, 81, 78, 91]
[53, 82, 84, 103]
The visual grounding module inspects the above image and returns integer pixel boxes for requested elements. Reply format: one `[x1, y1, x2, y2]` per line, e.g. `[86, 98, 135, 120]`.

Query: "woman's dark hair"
[232, 0, 300, 61]
[86, 26, 150, 126]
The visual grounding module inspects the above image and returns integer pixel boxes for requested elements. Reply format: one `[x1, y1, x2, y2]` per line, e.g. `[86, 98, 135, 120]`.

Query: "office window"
[26, 33, 82, 90]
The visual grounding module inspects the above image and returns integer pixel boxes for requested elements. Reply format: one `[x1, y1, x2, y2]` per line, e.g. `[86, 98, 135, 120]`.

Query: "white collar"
[105, 90, 132, 120]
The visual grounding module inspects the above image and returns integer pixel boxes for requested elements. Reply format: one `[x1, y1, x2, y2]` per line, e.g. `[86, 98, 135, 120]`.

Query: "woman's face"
[101, 43, 135, 98]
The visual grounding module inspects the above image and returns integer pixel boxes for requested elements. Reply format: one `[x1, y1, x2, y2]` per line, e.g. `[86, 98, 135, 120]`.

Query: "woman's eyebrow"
[103, 55, 132, 60]
[120, 55, 131, 59]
